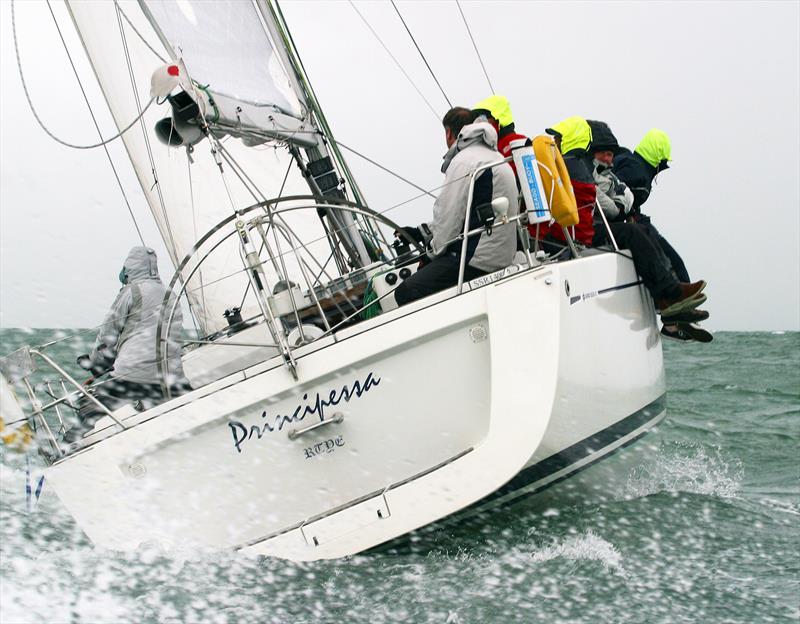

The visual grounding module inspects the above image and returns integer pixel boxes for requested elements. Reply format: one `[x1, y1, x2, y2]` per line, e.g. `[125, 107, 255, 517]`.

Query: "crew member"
[71, 246, 191, 439]
[589, 121, 710, 340]
[394, 108, 518, 305]
[534, 116, 596, 248]
[471, 94, 527, 166]
[614, 128, 690, 284]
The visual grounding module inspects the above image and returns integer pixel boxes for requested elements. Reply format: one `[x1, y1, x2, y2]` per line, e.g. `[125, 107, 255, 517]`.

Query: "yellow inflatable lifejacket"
[533, 135, 578, 227]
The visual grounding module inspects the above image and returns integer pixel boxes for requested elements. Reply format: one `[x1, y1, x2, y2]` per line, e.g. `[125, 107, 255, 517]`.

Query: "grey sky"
[1, 0, 798, 331]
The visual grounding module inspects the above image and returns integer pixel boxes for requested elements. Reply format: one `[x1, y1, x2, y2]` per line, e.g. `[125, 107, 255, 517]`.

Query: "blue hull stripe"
[475, 392, 667, 508]
[369, 393, 667, 552]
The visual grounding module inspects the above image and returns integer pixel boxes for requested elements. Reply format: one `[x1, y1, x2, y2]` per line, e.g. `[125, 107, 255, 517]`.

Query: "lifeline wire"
[348, 1, 440, 121]
[455, 0, 494, 93]
[44, 0, 145, 246]
[11, 0, 154, 150]
[390, 0, 452, 109]
[34, 166, 472, 354]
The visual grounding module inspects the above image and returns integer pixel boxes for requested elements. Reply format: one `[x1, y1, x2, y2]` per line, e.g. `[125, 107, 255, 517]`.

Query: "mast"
[255, 0, 374, 269]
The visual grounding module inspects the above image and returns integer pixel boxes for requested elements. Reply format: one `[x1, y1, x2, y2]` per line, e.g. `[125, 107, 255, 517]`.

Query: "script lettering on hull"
[228, 372, 380, 454]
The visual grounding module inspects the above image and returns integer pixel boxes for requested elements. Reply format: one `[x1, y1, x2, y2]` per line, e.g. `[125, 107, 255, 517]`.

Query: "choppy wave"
[624, 441, 743, 500]
[1, 330, 798, 624]
[528, 530, 623, 570]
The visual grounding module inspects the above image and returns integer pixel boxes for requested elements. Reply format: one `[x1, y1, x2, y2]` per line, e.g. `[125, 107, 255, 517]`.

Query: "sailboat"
[0, 0, 666, 561]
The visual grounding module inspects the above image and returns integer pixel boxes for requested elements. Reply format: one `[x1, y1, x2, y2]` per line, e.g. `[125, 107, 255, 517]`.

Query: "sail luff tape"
[509, 138, 551, 224]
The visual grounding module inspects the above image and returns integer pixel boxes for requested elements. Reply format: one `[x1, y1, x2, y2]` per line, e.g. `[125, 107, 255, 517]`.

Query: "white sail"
[66, 0, 333, 333]
[141, 0, 303, 116]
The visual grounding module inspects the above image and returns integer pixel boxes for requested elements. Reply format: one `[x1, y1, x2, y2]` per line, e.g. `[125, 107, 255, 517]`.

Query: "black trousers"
[637, 219, 691, 282]
[394, 253, 487, 306]
[596, 223, 679, 299]
[74, 378, 191, 432]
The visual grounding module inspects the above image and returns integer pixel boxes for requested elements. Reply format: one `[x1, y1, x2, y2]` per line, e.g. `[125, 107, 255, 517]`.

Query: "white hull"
[45, 252, 665, 561]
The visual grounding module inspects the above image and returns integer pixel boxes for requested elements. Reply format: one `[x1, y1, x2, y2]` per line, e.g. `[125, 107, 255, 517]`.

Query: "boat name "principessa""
[228, 372, 381, 453]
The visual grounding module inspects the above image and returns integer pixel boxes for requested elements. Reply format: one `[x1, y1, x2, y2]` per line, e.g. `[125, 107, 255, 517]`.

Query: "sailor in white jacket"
[395, 108, 518, 305]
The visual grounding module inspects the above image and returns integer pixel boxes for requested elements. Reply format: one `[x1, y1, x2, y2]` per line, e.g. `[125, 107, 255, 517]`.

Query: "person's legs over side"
[638, 222, 691, 282]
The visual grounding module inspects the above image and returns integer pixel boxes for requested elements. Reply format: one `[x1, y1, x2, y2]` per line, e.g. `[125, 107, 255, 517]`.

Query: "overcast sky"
[1, 0, 798, 331]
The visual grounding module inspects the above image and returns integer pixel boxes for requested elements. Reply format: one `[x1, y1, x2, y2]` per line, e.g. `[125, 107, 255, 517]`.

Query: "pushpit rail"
[0, 346, 125, 459]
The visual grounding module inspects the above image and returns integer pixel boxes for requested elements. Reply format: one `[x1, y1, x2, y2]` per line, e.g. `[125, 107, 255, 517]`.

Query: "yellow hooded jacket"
[472, 94, 514, 128]
[548, 116, 592, 154]
[635, 128, 672, 168]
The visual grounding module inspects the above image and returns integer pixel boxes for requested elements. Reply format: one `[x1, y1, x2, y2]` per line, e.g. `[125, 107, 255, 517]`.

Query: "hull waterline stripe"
[482, 393, 666, 505]
[370, 393, 667, 551]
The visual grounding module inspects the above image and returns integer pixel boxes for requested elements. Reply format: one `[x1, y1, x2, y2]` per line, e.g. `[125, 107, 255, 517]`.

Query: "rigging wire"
[455, 0, 494, 93]
[117, 5, 168, 64]
[347, 0, 440, 121]
[236, 159, 294, 312]
[187, 155, 208, 322]
[113, 2, 206, 335]
[114, 3, 179, 266]
[272, 0, 363, 238]
[10, 0, 154, 150]
[160, 172, 471, 300]
[274, 1, 368, 208]
[32, 171, 472, 356]
[389, 0, 452, 109]
[43, 0, 145, 246]
[212, 140, 356, 320]
[273, 1, 390, 264]
[336, 141, 437, 199]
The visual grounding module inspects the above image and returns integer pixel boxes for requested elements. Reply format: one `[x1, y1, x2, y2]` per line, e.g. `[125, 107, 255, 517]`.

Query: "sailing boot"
[655, 280, 707, 317]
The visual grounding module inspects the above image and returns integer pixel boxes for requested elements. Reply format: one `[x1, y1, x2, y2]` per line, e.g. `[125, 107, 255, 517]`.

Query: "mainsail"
[142, 0, 303, 116]
[65, 0, 371, 333]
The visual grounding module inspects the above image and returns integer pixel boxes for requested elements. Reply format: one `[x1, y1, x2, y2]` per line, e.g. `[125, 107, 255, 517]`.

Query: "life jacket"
[530, 150, 595, 246]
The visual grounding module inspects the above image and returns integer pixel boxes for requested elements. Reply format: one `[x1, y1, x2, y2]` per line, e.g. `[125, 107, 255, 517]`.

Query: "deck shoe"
[677, 322, 713, 343]
[660, 323, 714, 343]
[656, 293, 707, 317]
[660, 324, 694, 342]
[661, 308, 710, 324]
[655, 280, 707, 316]
[675, 280, 706, 301]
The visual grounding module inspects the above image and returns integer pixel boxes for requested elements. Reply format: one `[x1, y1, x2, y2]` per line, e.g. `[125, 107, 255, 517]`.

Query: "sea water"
[0, 329, 797, 623]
